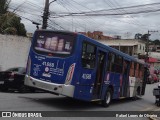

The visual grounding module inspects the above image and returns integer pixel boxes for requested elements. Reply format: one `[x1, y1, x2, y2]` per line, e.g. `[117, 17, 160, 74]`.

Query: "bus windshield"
[33, 31, 76, 57]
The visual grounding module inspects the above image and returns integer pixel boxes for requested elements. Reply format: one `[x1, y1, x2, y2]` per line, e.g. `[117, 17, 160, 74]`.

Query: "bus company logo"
[45, 67, 49, 72]
[42, 73, 51, 78]
[2, 112, 11, 117]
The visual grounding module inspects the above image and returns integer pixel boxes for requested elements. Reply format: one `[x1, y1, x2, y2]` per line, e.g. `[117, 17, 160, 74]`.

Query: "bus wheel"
[102, 88, 112, 107]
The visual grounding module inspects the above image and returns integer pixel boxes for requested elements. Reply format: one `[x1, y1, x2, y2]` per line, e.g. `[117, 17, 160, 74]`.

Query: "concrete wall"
[0, 34, 31, 71]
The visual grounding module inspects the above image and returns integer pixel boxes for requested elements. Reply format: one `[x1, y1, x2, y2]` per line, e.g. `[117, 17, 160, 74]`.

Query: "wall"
[0, 34, 31, 71]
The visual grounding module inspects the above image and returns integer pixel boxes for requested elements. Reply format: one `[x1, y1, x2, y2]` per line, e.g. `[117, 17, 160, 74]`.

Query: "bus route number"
[42, 62, 54, 67]
[82, 74, 91, 79]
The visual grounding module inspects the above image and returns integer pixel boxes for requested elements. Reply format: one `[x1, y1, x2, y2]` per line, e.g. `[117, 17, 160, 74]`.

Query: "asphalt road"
[0, 82, 160, 120]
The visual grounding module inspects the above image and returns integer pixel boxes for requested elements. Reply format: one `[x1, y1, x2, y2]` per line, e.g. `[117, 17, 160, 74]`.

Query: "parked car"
[0, 67, 35, 92]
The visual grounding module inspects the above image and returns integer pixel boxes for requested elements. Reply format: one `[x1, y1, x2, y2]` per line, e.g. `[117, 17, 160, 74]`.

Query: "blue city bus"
[25, 29, 147, 107]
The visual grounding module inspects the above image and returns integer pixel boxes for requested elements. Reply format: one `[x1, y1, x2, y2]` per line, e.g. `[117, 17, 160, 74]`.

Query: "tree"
[0, 0, 27, 36]
[135, 33, 142, 39]
[141, 34, 150, 41]
[152, 39, 160, 45]
[0, 0, 11, 15]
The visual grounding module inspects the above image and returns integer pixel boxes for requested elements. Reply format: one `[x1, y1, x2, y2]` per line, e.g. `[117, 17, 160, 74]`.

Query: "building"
[78, 31, 113, 40]
[148, 52, 160, 71]
[148, 44, 160, 52]
[100, 39, 146, 56]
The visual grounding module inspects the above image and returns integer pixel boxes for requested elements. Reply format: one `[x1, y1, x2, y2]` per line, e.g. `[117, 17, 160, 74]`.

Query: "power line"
[48, 18, 66, 30]
[50, 2, 160, 17]
[50, 0, 155, 35]
[9, 7, 42, 17]
[57, 0, 118, 33]
[50, 8, 160, 17]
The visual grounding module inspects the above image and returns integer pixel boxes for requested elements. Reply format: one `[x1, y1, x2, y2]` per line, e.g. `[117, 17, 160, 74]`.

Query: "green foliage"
[0, 0, 27, 36]
[0, 0, 11, 15]
[135, 33, 142, 39]
[141, 34, 150, 41]
[3, 27, 17, 35]
[152, 39, 160, 45]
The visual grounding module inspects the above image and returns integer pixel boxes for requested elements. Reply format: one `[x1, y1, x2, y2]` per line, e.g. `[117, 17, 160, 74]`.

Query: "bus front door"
[93, 50, 106, 99]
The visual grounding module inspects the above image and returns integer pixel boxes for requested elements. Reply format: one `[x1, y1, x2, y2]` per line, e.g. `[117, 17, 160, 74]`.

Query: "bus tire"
[102, 88, 112, 107]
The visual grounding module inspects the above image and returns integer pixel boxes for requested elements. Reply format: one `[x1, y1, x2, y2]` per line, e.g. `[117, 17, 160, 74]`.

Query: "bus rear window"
[34, 32, 76, 57]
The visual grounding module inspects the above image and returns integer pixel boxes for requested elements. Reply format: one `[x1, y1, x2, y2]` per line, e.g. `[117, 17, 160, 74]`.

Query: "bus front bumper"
[24, 75, 75, 97]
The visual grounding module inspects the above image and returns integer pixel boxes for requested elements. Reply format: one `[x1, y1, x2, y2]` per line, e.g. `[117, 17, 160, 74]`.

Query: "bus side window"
[107, 52, 115, 72]
[136, 63, 139, 78]
[81, 42, 96, 69]
[114, 55, 123, 73]
[139, 64, 143, 79]
[129, 62, 135, 77]
[123, 60, 129, 74]
[135, 63, 138, 77]
[107, 53, 112, 71]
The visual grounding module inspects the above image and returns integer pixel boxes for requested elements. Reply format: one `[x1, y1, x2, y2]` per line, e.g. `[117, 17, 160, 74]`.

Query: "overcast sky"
[10, 0, 160, 40]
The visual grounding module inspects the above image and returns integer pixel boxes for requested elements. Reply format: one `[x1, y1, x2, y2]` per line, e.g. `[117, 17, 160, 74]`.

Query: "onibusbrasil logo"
[2, 112, 42, 118]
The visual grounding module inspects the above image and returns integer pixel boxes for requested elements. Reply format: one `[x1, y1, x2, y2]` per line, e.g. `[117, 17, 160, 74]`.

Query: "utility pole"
[146, 30, 158, 62]
[42, 0, 57, 29]
[42, 0, 49, 29]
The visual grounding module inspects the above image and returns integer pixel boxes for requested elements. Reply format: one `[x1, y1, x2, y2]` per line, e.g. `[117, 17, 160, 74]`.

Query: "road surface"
[0, 82, 160, 120]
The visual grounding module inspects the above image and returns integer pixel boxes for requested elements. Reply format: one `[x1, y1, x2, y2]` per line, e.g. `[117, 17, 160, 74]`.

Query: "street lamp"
[32, 21, 41, 29]
[49, 0, 57, 5]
